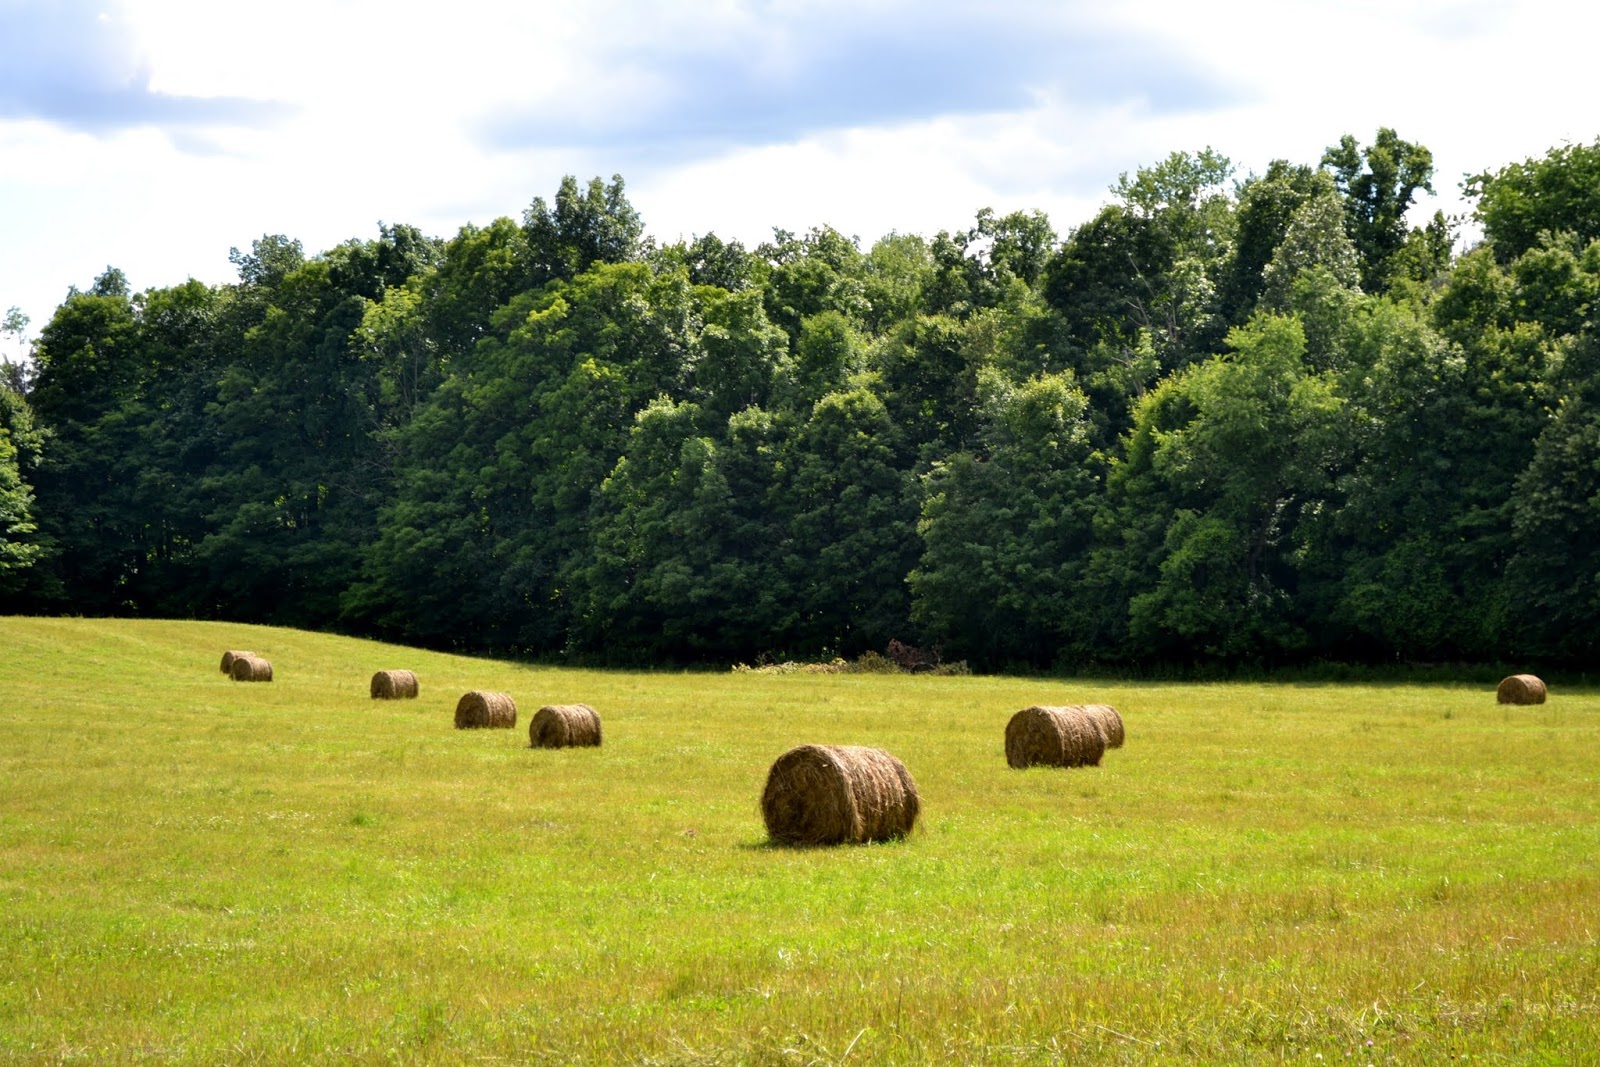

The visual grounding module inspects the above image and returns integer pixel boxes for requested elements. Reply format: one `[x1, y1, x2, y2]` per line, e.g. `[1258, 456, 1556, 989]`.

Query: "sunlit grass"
[1, 617, 1597, 1064]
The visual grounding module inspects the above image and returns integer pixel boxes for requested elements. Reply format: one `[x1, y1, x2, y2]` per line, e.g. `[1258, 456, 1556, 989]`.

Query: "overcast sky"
[2, 0, 1596, 350]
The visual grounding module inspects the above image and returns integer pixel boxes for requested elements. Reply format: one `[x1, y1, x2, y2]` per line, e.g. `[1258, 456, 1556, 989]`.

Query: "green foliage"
[1324, 299, 1545, 660]
[352, 262, 700, 653]
[760, 225, 869, 339]
[0, 387, 43, 590]
[574, 399, 788, 662]
[523, 174, 643, 284]
[18, 134, 1600, 671]
[778, 385, 918, 656]
[1504, 328, 1600, 661]
[911, 369, 1104, 666]
[869, 313, 981, 459]
[1321, 129, 1436, 292]
[1259, 178, 1361, 310]
[924, 207, 1056, 318]
[861, 231, 935, 331]
[1469, 137, 1600, 260]
[1220, 160, 1325, 323]
[1103, 315, 1345, 663]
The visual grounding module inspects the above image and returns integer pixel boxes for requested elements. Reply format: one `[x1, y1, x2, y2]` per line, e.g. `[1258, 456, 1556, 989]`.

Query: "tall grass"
[1, 618, 1596, 1064]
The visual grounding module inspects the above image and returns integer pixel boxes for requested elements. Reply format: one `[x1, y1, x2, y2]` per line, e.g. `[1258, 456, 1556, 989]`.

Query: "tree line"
[3, 130, 1599, 671]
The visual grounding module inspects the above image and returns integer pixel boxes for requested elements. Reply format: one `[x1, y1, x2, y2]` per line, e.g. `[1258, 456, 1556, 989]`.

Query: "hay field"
[0, 618, 1597, 1064]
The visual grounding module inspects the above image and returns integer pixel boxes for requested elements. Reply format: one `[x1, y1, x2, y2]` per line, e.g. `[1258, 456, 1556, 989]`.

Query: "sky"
[2, 0, 1597, 356]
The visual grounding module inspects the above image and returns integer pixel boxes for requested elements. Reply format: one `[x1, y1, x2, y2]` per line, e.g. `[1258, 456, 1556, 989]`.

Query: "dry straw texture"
[455, 691, 517, 729]
[761, 744, 921, 846]
[219, 650, 254, 674]
[530, 703, 602, 748]
[1005, 705, 1106, 769]
[1497, 674, 1548, 705]
[370, 670, 419, 700]
[229, 656, 273, 683]
[1082, 703, 1125, 748]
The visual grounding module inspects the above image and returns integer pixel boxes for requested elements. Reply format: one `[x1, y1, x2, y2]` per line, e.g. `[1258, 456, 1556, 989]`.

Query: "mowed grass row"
[0, 617, 1596, 1065]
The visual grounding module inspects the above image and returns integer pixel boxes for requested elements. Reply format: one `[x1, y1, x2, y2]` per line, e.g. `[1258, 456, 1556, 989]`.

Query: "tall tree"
[571, 398, 788, 661]
[910, 368, 1104, 667]
[25, 270, 148, 611]
[1322, 298, 1545, 660]
[0, 384, 44, 596]
[1218, 161, 1324, 324]
[351, 262, 699, 652]
[523, 174, 644, 285]
[1501, 324, 1600, 662]
[776, 385, 918, 656]
[1467, 138, 1600, 261]
[1088, 315, 1345, 663]
[1321, 129, 1435, 292]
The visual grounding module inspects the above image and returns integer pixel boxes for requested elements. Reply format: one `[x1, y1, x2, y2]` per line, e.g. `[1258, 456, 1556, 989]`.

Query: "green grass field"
[1, 618, 1597, 1065]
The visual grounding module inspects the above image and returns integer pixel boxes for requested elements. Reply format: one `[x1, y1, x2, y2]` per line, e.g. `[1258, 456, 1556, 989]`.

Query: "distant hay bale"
[370, 670, 419, 700]
[1497, 674, 1547, 705]
[220, 650, 254, 674]
[761, 744, 920, 846]
[1005, 705, 1106, 769]
[455, 690, 516, 729]
[530, 703, 602, 748]
[230, 655, 273, 683]
[1082, 703, 1125, 748]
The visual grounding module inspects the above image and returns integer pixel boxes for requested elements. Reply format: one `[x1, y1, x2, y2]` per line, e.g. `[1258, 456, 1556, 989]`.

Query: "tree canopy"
[5, 134, 1596, 673]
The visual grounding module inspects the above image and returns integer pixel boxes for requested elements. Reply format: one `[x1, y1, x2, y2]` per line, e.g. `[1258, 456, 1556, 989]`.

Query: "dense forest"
[3, 130, 1600, 671]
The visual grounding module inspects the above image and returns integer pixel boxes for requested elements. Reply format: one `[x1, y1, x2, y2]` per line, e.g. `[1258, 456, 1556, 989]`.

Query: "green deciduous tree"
[1468, 138, 1600, 261]
[910, 369, 1104, 667]
[1502, 328, 1600, 662]
[352, 262, 699, 652]
[777, 385, 918, 656]
[572, 398, 789, 661]
[0, 385, 45, 595]
[524, 174, 644, 285]
[1219, 160, 1324, 324]
[1323, 298, 1546, 660]
[1094, 315, 1345, 662]
[1321, 129, 1435, 292]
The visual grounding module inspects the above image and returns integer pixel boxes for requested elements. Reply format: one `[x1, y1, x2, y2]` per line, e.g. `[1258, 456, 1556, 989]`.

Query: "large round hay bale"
[530, 703, 602, 748]
[761, 744, 920, 846]
[1497, 674, 1547, 705]
[1005, 705, 1105, 769]
[230, 655, 273, 683]
[1082, 703, 1125, 748]
[455, 691, 516, 729]
[220, 650, 254, 674]
[370, 669, 419, 700]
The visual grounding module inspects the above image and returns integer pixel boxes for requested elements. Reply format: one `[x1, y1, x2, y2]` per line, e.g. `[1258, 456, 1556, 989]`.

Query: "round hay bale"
[370, 669, 419, 700]
[1005, 705, 1105, 769]
[1082, 703, 1125, 748]
[530, 703, 602, 748]
[230, 655, 273, 683]
[455, 691, 516, 729]
[761, 744, 920, 846]
[220, 650, 254, 673]
[1497, 674, 1547, 705]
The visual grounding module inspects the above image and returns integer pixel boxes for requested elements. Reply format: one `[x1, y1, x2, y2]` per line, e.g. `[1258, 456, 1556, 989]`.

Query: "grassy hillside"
[1, 617, 1597, 1064]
